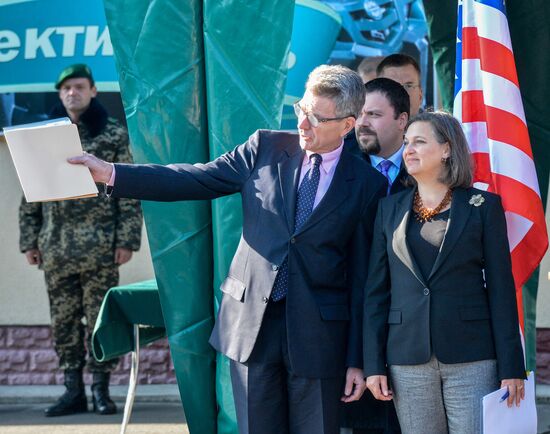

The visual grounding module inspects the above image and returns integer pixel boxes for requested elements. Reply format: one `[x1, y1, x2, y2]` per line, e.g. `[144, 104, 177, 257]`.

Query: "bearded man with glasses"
[69, 64, 387, 434]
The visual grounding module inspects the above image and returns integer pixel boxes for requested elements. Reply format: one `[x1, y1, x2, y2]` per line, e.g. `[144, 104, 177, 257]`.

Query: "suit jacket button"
[423, 288, 430, 296]
[290, 237, 296, 244]
[272, 264, 279, 271]
[262, 296, 269, 304]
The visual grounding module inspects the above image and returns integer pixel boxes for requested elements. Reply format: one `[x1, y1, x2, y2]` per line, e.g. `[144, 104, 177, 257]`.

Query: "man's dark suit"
[341, 133, 403, 434]
[111, 129, 387, 432]
[375, 162, 407, 195]
[363, 187, 525, 380]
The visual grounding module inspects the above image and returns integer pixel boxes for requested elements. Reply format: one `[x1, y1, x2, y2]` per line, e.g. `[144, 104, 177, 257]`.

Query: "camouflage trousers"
[44, 264, 119, 372]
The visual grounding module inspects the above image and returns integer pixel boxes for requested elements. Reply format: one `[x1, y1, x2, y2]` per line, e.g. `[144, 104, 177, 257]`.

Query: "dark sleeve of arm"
[363, 200, 392, 377]
[18, 196, 43, 252]
[483, 195, 526, 380]
[111, 130, 261, 202]
[113, 128, 143, 251]
[346, 177, 387, 369]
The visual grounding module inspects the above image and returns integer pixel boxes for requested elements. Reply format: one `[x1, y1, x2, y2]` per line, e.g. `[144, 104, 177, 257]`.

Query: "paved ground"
[1, 384, 550, 433]
[0, 402, 188, 434]
[0, 384, 187, 434]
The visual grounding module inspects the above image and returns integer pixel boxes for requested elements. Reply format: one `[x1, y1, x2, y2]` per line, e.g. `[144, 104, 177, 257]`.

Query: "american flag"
[453, 0, 548, 330]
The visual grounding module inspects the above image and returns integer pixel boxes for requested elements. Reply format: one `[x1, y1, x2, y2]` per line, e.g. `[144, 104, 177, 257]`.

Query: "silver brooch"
[469, 194, 485, 207]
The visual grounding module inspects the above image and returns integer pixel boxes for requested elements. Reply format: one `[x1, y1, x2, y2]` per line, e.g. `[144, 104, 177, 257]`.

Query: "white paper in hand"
[4, 118, 98, 202]
[482, 371, 536, 434]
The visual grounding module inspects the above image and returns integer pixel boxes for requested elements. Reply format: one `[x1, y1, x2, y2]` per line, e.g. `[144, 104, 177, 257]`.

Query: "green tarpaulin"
[102, 1, 293, 432]
[203, 2, 295, 431]
[92, 280, 165, 362]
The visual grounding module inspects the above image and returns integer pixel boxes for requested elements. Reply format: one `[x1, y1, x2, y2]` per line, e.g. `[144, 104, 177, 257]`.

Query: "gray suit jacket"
[113, 129, 387, 378]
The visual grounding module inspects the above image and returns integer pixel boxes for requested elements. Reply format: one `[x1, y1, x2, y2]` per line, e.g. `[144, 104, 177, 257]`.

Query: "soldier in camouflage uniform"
[19, 64, 142, 417]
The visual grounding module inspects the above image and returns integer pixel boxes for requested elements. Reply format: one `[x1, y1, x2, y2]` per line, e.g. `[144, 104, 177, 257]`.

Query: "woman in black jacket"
[363, 111, 525, 434]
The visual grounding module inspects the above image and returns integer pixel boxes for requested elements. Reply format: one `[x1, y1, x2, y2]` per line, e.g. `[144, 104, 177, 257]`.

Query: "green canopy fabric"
[422, 0, 456, 112]
[92, 280, 165, 362]
[102, 1, 294, 432]
[103, 1, 216, 432]
[203, 2, 295, 431]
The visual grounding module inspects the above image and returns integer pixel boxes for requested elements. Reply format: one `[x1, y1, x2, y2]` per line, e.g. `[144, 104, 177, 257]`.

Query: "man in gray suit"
[70, 65, 387, 434]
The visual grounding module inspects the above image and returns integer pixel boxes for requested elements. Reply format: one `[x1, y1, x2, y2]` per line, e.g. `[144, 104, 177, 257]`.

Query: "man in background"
[19, 64, 142, 417]
[376, 53, 423, 116]
[356, 56, 384, 84]
[345, 53, 422, 159]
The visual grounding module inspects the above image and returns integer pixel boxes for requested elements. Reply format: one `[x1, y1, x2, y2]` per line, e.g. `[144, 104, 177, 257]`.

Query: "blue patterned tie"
[271, 153, 322, 301]
[378, 159, 393, 195]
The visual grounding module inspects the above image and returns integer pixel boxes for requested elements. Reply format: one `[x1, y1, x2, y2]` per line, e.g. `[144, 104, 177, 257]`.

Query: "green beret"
[55, 64, 95, 89]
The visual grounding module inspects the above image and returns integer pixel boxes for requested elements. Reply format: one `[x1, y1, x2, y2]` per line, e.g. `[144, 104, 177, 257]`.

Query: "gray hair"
[405, 111, 473, 189]
[305, 65, 365, 118]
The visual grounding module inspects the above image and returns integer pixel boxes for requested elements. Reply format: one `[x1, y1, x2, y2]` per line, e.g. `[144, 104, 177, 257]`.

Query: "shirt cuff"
[107, 163, 116, 186]
[104, 163, 115, 197]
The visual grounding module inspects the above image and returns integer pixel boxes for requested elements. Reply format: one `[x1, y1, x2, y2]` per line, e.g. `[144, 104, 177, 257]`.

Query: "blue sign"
[0, 0, 119, 92]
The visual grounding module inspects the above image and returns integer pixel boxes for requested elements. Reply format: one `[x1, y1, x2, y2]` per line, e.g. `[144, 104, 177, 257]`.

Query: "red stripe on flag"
[462, 91, 486, 123]
[489, 173, 543, 219]
[462, 27, 519, 86]
[471, 152, 492, 185]
[462, 27, 480, 59]
[479, 36, 519, 86]
[485, 106, 532, 157]
[462, 97, 532, 157]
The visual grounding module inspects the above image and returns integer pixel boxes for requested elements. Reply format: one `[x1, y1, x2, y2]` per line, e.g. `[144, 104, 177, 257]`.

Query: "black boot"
[91, 372, 117, 415]
[44, 369, 87, 417]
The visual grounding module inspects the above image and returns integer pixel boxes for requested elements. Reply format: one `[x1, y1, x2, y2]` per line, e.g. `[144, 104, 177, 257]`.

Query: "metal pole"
[120, 324, 140, 434]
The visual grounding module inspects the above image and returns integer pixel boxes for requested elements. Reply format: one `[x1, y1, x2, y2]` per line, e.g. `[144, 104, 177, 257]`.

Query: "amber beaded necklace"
[413, 189, 453, 223]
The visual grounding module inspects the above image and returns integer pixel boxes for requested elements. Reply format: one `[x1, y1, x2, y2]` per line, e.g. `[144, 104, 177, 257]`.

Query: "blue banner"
[0, 0, 119, 92]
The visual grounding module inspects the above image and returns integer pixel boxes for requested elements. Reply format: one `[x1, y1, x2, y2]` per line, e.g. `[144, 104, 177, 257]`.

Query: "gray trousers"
[389, 355, 498, 434]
